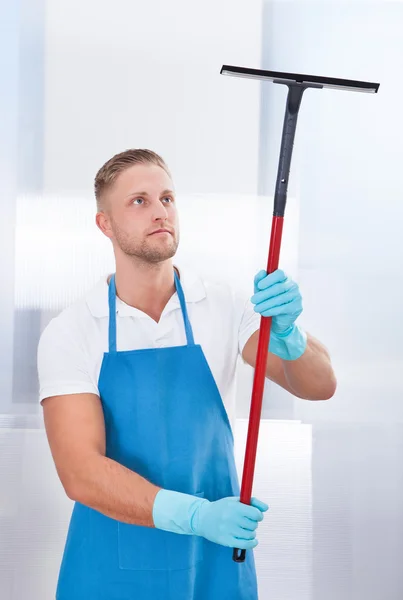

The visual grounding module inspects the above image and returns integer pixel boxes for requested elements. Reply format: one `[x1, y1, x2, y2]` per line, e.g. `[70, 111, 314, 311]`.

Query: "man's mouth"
[149, 229, 172, 236]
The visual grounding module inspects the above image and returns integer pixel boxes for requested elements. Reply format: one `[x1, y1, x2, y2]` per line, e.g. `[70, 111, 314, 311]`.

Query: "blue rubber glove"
[153, 490, 268, 550]
[251, 269, 307, 360]
[191, 496, 268, 549]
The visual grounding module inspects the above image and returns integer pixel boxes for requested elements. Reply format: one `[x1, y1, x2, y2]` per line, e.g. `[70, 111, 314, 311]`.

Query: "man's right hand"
[190, 496, 269, 550]
[153, 490, 268, 549]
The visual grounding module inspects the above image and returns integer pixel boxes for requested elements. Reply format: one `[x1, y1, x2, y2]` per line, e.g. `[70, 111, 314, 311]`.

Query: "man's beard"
[112, 223, 179, 264]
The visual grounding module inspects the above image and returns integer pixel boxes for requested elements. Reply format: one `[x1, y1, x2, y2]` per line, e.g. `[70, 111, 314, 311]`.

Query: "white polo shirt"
[37, 265, 261, 427]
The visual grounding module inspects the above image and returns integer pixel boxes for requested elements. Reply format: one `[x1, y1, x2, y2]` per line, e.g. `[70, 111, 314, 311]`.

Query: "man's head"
[95, 149, 179, 264]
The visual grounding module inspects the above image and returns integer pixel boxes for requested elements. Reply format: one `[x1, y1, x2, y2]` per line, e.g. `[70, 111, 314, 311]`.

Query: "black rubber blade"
[221, 65, 379, 93]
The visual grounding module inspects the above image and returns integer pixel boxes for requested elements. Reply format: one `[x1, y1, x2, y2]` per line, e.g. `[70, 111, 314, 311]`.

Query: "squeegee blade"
[220, 65, 379, 93]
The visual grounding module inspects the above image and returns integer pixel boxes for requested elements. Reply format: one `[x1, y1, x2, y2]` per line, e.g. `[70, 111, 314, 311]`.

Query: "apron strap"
[107, 270, 195, 352]
[174, 270, 195, 346]
[108, 275, 118, 353]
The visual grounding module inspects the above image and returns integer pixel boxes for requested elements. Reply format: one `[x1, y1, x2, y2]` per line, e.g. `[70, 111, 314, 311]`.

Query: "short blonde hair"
[94, 149, 172, 211]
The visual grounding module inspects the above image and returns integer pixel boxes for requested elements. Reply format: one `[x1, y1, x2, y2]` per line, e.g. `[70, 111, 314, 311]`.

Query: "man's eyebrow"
[125, 189, 175, 198]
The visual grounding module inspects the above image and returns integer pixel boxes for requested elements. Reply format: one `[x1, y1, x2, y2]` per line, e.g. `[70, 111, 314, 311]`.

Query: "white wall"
[43, 0, 263, 197]
[0, 0, 19, 412]
[260, 1, 403, 425]
[261, 3, 403, 599]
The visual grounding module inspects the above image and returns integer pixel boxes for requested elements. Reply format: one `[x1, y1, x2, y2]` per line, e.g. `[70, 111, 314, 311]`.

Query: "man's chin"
[142, 243, 178, 263]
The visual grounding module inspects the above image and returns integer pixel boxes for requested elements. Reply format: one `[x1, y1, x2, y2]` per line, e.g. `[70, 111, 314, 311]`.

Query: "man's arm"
[43, 393, 269, 548]
[242, 329, 336, 400]
[43, 393, 161, 526]
[38, 321, 268, 548]
[240, 268, 337, 401]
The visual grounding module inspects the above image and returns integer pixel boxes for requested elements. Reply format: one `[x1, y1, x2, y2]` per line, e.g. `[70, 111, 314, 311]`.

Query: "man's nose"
[152, 200, 169, 221]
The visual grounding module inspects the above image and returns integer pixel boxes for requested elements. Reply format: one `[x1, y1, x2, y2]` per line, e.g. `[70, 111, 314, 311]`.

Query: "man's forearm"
[67, 454, 161, 526]
[281, 332, 337, 400]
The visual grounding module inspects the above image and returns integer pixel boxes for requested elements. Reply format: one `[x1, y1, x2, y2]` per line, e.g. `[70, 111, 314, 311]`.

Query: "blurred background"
[1, 0, 402, 598]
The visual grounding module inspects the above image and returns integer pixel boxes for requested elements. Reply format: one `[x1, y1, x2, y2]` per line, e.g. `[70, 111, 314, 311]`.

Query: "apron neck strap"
[174, 269, 195, 346]
[108, 270, 195, 353]
[108, 275, 118, 353]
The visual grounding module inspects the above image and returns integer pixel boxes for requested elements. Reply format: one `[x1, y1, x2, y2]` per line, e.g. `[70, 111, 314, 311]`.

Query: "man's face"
[102, 163, 179, 263]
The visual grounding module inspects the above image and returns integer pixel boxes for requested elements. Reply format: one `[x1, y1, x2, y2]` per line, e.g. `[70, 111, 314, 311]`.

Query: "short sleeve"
[37, 317, 99, 404]
[238, 295, 261, 355]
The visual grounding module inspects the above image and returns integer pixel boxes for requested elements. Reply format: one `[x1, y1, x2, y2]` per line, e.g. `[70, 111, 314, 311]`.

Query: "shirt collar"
[85, 264, 206, 318]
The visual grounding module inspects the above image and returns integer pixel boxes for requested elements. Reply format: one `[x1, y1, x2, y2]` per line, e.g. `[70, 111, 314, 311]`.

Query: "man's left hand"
[251, 269, 303, 334]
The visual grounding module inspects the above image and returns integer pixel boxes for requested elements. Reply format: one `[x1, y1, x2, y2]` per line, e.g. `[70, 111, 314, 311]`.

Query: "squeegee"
[220, 65, 379, 563]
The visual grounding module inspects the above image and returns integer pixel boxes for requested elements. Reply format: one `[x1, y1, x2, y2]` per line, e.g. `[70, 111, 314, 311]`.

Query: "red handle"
[240, 215, 284, 504]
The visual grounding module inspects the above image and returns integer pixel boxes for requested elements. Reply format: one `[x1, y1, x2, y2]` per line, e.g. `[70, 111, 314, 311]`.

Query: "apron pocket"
[118, 491, 205, 571]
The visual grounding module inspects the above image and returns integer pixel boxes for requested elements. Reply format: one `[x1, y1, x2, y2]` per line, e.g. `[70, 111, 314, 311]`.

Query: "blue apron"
[56, 271, 258, 599]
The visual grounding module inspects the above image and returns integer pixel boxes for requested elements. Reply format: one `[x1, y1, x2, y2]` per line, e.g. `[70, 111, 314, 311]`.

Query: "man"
[37, 149, 336, 599]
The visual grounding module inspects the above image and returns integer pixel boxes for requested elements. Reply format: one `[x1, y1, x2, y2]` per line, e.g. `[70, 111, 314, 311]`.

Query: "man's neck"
[112, 258, 178, 323]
